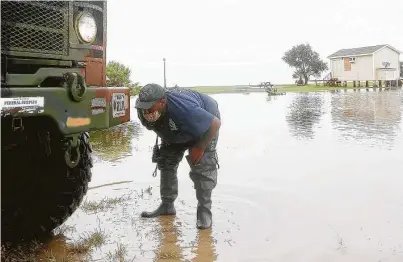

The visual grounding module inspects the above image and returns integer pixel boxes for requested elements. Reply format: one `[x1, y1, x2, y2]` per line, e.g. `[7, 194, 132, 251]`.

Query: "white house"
[327, 44, 401, 81]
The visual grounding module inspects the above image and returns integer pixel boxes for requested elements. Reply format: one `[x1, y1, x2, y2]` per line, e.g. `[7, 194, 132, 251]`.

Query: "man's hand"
[189, 147, 204, 165]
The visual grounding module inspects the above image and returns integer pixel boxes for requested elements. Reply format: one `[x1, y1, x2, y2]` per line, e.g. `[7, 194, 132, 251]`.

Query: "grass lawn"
[191, 86, 242, 94]
[276, 84, 357, 93]
[189, 84, 374, 94]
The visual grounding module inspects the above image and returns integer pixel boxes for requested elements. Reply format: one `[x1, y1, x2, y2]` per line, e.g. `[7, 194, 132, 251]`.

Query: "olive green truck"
[1, 0, 131, 241]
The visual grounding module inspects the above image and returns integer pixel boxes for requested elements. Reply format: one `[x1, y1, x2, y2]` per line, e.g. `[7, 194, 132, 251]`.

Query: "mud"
[2, 90, 403, 261]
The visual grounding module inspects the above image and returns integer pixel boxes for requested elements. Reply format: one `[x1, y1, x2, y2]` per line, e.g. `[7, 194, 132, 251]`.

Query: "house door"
[377, 70, 396, 80]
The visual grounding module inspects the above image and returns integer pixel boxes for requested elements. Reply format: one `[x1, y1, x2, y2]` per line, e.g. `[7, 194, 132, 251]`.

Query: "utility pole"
[163, 58, 166, 88]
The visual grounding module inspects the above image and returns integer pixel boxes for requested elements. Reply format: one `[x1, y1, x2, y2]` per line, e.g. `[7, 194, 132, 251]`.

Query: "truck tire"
[1, 130, 93, 242]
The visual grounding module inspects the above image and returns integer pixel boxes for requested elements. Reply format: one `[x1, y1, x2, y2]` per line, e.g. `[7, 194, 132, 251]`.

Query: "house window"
[349, 57, 356, 63]
[344, 57, 351, 71]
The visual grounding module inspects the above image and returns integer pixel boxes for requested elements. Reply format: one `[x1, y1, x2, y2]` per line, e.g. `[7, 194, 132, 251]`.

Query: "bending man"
[135, 84, 221, 229]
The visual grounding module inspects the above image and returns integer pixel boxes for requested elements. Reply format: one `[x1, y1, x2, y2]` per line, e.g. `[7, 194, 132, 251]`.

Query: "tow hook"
[63, 135, 81, 169]
[64, 72, 87, 102]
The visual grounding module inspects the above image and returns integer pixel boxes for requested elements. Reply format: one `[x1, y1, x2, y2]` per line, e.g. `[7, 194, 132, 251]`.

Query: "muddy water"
[28, 90, 403, 261]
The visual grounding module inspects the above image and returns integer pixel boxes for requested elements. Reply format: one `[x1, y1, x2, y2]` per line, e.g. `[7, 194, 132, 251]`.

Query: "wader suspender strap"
[152, 135, 159, 177]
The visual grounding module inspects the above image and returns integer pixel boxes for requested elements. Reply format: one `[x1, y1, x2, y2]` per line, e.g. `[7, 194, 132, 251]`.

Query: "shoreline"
[188, 84, 402, 94]
[129, 84, 402, 97]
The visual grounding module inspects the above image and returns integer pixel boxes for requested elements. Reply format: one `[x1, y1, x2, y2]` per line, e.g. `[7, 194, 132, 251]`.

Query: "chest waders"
[141, 111, 220, 230]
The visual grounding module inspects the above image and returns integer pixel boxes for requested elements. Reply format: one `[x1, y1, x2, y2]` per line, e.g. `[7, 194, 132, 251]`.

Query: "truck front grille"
[1, 1, 69, 55]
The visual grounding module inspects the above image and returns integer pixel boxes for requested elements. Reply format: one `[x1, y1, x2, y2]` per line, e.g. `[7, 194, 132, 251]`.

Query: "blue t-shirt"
[138, 88, 219, 144]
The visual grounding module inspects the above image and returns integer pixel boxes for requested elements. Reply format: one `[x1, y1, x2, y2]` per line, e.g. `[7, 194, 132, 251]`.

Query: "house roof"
[327, 44, 401, 58]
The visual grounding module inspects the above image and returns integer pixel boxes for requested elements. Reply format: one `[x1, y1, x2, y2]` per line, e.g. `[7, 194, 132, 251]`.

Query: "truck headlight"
[76, 12, 97, 43]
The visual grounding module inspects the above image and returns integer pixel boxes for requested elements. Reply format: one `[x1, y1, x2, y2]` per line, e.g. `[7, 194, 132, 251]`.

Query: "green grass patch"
[190, 85, 240, 94]
[276, 84, 342, 93]
[131, 80, 400, 96]
[188, 84, 384, 94]
[188, 85, 335, 94]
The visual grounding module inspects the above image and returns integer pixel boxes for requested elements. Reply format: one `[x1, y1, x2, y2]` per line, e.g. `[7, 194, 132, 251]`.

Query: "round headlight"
[76, 12, 97, 43]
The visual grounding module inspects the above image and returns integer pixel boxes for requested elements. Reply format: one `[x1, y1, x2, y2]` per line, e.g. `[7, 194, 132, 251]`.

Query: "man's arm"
[173, 102, 220, 164]
[188, 115, 221, 165]
[194, 117, 221, 151]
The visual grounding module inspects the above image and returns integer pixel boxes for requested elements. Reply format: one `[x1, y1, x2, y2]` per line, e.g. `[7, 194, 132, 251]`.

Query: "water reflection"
[153, 216, 217, 262]
[89, 121, 143, 162]
[286, 93, 325, 139]
[331, 90, 403, 146]
[192, 229, 217, 262]
[154, 216, 184, 261]
[266, 95, 279, 102]
[35, 234, 85, 261]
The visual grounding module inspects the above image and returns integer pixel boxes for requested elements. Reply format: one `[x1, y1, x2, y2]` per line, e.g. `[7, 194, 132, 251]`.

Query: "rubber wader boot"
[141, 169, 178, 218]
[141, 145, 184, 218]
[196, 186, 214, 229]
[187, 151, 218, 229]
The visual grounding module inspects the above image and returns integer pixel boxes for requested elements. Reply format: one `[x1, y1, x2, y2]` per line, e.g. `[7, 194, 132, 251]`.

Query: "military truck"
[1, 0, 130, 241]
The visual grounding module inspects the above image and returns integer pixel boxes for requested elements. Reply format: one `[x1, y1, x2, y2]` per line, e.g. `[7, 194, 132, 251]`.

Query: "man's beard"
[143, 109, 162, 122]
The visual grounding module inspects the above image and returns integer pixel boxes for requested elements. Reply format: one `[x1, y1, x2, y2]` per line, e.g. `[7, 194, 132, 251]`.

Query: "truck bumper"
[1, 87, 131, 135]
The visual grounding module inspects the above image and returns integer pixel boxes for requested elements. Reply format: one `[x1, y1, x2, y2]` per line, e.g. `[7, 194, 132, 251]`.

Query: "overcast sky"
[106, 0, 402, 87]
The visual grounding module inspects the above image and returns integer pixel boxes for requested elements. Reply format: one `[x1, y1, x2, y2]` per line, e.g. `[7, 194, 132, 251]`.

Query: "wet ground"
[5, 89, 403, 261]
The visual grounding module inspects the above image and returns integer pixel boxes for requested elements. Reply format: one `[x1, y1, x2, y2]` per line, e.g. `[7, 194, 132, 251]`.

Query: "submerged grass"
[1, 225, 108, 262]
[1, 240, 42, 262]
[80, 194, 132, 213]
[41, 249, 78, 262]
[105, 243, 132, 262]
[69, 227, 108, 254]
[2, 188, 154, 261]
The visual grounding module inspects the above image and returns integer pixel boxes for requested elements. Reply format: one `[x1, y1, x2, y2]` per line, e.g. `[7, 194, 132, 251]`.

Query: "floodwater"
[6, 89, 403, 261]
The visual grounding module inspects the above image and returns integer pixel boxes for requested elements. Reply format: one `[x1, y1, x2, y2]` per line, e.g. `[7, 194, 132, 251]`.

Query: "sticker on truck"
[91, 97, 106, 115]
[91, 97, 106, 108]
[112, 93, 126, 118]
[1, 96, 45, 114]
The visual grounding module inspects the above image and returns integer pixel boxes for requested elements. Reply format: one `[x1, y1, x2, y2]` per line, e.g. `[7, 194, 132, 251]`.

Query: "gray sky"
[106, 0, 402, 87]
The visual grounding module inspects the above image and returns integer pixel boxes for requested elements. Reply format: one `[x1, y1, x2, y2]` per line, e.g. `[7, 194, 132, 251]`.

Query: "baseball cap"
[135, 83, 166, 109]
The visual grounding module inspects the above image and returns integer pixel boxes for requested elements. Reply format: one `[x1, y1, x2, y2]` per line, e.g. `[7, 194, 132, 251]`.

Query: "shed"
[327, 44, 401, 81]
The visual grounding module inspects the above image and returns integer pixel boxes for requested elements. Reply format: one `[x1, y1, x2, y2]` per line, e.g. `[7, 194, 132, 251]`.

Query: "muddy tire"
[1, 127, 93, 242]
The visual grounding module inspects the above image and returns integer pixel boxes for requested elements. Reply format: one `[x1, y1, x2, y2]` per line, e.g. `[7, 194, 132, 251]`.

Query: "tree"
[106, 61, 141, 96]
[128, 83, 142, 96]
[282, 44, 328, 85]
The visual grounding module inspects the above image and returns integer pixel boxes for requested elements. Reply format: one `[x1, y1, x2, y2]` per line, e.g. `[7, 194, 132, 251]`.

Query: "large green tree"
[106, 61, 141, 96]
[282, 44, 328, 85]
